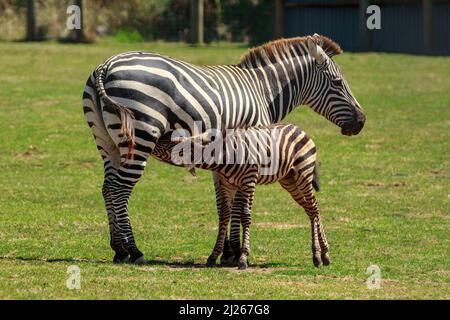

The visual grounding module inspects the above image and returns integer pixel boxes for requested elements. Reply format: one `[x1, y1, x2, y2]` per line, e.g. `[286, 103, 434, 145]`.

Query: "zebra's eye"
[331, 78, 343, 86]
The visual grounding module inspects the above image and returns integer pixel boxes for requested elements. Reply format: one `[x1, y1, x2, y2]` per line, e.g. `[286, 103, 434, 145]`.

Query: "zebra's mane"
[238, 35, 342, 69]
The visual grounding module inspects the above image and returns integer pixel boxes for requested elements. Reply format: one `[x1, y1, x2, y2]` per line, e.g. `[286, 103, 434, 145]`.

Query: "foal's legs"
[299, 181, 330, 266]
[237, 175, 257, 270]
[279, 174, 330, 267]
[228, 190, 245, 262]
[212, 173, 235, 265]
[207, 175, 237, 266]
[213, 173, 244, 266]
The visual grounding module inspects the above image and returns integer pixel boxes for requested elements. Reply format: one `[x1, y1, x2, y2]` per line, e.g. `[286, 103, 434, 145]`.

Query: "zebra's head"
[303, 35, 365, 136]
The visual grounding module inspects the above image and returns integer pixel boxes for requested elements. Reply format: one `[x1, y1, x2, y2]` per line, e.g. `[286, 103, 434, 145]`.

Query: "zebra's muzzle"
[341, 108, 365, 136]
[341, 118, 365, 136]
[341, 125, 354, 136]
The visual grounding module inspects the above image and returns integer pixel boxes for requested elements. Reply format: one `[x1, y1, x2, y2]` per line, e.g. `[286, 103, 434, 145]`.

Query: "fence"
[1, 0, 448, 54]
[281, 0, 450, 55]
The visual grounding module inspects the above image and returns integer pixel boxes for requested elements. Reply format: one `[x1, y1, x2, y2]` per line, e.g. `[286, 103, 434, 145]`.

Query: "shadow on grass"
[0, 255, 289, 269]
[0, 255, 110, 265]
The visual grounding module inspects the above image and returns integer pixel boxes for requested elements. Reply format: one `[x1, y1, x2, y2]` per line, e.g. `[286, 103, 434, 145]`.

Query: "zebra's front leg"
[238, 180, 257, 270]
[220, 236, 234, 265]
[229, 191, 244, 260]
[217, 187, 245, 266]
[212, 173, 236, 266]
[206, 206, 231, 267]
[207, 177, 236, 266]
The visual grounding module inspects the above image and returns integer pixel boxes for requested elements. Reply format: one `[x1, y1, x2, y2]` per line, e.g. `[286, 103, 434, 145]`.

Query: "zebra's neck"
[237, 45, 313, 124]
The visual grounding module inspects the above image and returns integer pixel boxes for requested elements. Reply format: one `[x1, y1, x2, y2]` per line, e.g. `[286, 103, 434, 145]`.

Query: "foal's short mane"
[238, 35, 342, 68]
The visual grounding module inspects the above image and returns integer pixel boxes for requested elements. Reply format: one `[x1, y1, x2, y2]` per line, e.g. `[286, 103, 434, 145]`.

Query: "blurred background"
[0, 0, 449, 54]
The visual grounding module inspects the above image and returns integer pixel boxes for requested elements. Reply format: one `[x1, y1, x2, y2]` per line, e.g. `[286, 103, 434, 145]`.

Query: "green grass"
[0, 41, 449, 299]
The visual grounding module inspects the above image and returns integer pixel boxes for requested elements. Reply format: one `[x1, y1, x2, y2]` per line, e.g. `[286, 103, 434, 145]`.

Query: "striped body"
[157, 124, 317, 185]
[82, 35, 365, 264]
[155, 124, 328, 268]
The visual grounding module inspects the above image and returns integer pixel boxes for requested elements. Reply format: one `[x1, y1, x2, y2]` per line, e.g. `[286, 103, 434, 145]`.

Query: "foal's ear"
[307, 35, 328, 65]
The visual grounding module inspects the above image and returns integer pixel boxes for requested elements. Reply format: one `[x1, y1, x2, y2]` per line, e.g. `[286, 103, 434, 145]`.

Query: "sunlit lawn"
[0, 40, 448, 299]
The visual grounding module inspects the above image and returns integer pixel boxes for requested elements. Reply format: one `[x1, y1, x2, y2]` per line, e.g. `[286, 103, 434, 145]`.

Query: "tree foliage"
[0, 0, 274, 44]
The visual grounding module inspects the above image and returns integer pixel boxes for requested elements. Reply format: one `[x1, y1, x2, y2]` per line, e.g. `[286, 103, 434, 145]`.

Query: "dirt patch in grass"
[254, 222, 307, 230]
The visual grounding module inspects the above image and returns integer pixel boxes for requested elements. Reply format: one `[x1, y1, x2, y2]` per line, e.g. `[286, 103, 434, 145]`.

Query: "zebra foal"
[163, 123, 328, 269]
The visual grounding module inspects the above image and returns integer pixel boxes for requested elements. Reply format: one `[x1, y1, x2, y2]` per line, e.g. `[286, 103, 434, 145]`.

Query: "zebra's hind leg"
[311, 213, 331, 266]
[102, 150, 130, 263]
[279, 174, 330, 267]
[110, 153, 151, 265]
[83, 79, 129, 263]
[299, 183, 330, 267]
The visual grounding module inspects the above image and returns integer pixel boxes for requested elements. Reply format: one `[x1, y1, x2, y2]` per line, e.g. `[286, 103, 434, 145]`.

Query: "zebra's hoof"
[321, 252, 331, 266]
[220, 249, 235, 265]
[238, 256, 248, 270]
[220, 255, 236, 266]
[113, 253, 130, 264]
[206, 256, 217, 267]
[131, 255, 146, 265]
[313, 254, 323, 267]
[238, 260, 248, 270]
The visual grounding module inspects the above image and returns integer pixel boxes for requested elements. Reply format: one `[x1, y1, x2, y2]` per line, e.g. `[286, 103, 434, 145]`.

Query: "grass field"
[0, 40, 448, 299]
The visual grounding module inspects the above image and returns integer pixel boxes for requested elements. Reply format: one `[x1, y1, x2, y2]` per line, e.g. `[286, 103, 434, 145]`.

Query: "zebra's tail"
[312, 165, 320, 192]
[95, 64, 135, 160]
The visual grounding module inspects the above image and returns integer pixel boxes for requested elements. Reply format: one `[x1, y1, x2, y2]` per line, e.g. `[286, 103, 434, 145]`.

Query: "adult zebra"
[83, 34, 365, 264]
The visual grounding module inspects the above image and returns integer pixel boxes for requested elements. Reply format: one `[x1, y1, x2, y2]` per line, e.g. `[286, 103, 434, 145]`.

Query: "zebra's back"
[160, 123, 317, 187]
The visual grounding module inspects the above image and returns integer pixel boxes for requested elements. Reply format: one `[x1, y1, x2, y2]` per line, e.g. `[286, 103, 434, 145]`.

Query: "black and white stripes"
[82, 34, 365, 264]
[158, 123, 328, 269]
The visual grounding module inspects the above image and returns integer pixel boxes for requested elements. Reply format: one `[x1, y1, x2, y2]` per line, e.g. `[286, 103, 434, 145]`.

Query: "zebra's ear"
[313, 33, 343, 58]
[307, 36, 328, 65]
[306, 36, 318, 57]
[185, 165, 196, 177]
[313, 33, 323, 46]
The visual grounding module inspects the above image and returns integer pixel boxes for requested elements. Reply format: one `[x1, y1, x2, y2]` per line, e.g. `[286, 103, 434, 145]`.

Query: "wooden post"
[358, 0, 371, 50]
[274, 0, 284, 39]
[190, 0, 204, 45]
[26, 0, 36, 41]
[423, 0, 433, 55]
[215, 0, 222, 40]
[75, 0, 85, 42]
